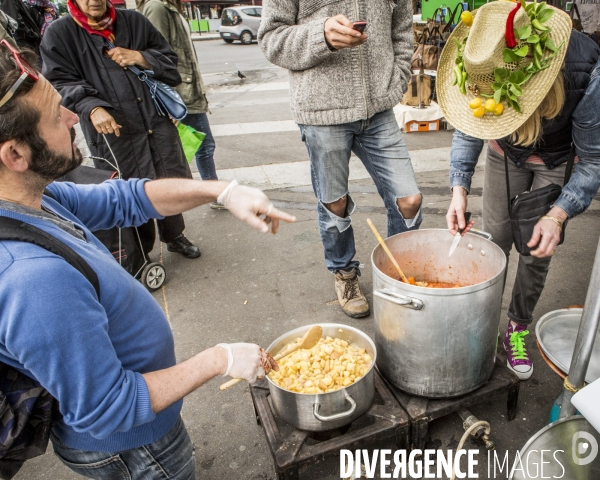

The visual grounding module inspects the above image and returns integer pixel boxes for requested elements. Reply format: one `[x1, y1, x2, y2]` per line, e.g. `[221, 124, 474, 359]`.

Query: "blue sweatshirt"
[0, 179, 181, 452]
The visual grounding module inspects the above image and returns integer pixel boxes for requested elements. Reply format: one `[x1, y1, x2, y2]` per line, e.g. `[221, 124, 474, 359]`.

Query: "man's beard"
[28, 127, 83, 181]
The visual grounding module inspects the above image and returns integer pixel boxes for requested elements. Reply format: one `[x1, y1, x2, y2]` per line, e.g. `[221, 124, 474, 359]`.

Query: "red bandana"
[67, 0, 116, 43]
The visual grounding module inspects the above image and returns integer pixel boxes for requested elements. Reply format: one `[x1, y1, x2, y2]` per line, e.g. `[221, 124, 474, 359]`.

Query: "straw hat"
[436, 1, 572, 140]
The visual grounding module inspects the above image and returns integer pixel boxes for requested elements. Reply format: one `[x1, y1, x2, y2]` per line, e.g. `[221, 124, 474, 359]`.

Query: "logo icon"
[572, 431, 599, 466]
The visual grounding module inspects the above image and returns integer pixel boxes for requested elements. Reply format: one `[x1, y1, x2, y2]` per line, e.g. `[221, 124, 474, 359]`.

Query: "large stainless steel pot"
[266, 324, 376, 431]
[371, 229, 507, 398]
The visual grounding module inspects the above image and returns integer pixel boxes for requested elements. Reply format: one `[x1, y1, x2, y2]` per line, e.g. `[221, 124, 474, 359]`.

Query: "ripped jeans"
[299, 109, 422, 272]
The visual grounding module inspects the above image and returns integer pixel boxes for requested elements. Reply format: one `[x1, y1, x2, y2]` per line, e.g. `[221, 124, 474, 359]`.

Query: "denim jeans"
[180, 112, 218, 181]
[483, 147, 568, 326]
[51, 417, 195, 480]
[299, 109, 422, 272]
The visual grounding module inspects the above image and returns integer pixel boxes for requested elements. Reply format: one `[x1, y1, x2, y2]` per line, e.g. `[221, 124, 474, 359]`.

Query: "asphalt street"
[20, 40, 600, 479]
[194, 37, 271, 75]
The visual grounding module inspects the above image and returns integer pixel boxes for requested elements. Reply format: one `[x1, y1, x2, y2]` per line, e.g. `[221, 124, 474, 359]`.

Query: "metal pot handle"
[374, 288, 424, 310]
[313, 390, 357, 422]
[469, 228, 493, 241]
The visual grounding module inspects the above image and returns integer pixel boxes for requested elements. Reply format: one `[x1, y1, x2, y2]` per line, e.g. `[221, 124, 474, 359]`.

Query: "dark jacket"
[141, 0, 208, 114]
[0, 10, 18, 48]
[498, 31, 600, 169]
[0, 0, 41, 52]
[40, 9, 191, 181]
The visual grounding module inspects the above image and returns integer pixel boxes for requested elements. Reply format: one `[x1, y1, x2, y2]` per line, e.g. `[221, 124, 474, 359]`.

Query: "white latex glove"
[216, 343, 278, 384]
[217, 180, 296, 234]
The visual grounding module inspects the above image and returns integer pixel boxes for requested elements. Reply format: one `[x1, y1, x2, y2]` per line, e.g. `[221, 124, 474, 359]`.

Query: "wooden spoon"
[366, 218, 410, 284]
[219, 325, 323, 391]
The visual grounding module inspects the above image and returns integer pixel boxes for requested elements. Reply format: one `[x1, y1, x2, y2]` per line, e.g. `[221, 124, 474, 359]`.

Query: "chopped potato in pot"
[268, 337, 372, 394]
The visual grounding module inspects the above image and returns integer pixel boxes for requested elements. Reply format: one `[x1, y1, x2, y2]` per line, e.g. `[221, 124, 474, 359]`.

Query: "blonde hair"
[511, 70, 565, 146]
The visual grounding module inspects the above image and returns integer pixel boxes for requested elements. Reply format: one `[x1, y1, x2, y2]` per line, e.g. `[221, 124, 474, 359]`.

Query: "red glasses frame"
[0, 39, 39, 108]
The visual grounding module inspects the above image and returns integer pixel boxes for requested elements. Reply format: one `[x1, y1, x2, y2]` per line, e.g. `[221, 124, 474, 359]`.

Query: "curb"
[191, 35, 222, 42]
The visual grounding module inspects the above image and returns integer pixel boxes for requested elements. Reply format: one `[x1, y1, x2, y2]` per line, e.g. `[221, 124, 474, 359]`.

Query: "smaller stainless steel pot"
[265, 324, 376, 431]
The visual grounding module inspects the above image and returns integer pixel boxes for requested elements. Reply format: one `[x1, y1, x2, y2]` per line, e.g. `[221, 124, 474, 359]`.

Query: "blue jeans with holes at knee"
[51, 416, 195, 480]
[299, 109, 422, 273]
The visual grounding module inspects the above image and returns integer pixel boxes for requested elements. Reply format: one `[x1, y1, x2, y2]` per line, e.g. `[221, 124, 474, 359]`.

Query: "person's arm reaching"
[142, 347, 226, 414]
[2, 260, 278, 430]
[557, 59, 600, 219]
[46, 178, 164, 232]
[143, 179, 297, 234]
[47, 178, 296, 234]
[143, 344, 278, 413]
[528, 59, 600, 258]
[446, 130, 484, 235]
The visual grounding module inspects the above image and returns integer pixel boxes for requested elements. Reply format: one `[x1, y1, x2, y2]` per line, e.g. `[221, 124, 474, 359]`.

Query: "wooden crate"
[405, 119, 440, 133]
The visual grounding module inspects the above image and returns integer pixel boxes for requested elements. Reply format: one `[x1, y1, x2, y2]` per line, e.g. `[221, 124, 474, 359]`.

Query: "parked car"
[219, 6, 261, 45]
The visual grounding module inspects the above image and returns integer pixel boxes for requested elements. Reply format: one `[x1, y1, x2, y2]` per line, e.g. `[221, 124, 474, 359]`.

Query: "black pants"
[91, 137, 190, 252]
[137, 215, 185, 255]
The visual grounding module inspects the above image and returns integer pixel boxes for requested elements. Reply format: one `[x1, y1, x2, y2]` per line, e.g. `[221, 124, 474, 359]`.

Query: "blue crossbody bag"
[106, 40, 188, 121]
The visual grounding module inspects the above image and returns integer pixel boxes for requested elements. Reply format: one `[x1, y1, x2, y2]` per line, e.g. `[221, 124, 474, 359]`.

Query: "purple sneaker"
[503, 321, 533, 380]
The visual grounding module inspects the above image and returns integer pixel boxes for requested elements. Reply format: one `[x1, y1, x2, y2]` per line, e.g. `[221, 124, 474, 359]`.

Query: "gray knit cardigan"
[258, 0, 413, 126]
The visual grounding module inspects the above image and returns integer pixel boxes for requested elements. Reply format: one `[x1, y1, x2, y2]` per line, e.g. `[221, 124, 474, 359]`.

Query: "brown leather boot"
[334, 268, 370, 318]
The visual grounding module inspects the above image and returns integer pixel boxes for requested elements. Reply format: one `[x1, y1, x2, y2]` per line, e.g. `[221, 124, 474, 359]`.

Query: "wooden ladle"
[219, 325, 323, 391]
[366, 218, 410, 283]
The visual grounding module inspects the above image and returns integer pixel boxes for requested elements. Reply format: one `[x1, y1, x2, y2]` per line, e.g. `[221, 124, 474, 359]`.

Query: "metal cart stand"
[385, 357, 520, 451]
[249, 370, 410, 480]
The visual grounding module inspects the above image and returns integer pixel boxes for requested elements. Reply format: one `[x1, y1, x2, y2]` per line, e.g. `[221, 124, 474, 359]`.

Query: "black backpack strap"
[504, 151, 513, 218]
[0, 216, 100, 299]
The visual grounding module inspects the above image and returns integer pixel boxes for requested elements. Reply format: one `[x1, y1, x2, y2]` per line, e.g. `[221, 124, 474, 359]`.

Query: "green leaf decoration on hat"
[455, 0, 565, 116]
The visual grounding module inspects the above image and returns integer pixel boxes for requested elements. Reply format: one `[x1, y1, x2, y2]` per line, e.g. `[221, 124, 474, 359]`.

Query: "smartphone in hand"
[352, 21, 367, 33]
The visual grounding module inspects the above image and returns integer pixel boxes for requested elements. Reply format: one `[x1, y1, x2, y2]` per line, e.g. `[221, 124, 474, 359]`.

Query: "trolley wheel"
[141, 262, 166, 291]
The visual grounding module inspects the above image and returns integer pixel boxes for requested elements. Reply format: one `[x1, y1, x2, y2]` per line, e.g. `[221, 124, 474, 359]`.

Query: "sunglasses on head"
[0, 39, 39, 109]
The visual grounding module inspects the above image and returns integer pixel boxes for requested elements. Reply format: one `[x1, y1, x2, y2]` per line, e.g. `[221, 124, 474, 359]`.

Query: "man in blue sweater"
[0, 44, 294, 478]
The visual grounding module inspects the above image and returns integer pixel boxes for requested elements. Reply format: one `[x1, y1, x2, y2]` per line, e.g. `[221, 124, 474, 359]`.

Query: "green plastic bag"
[177, 122, 206, 164]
